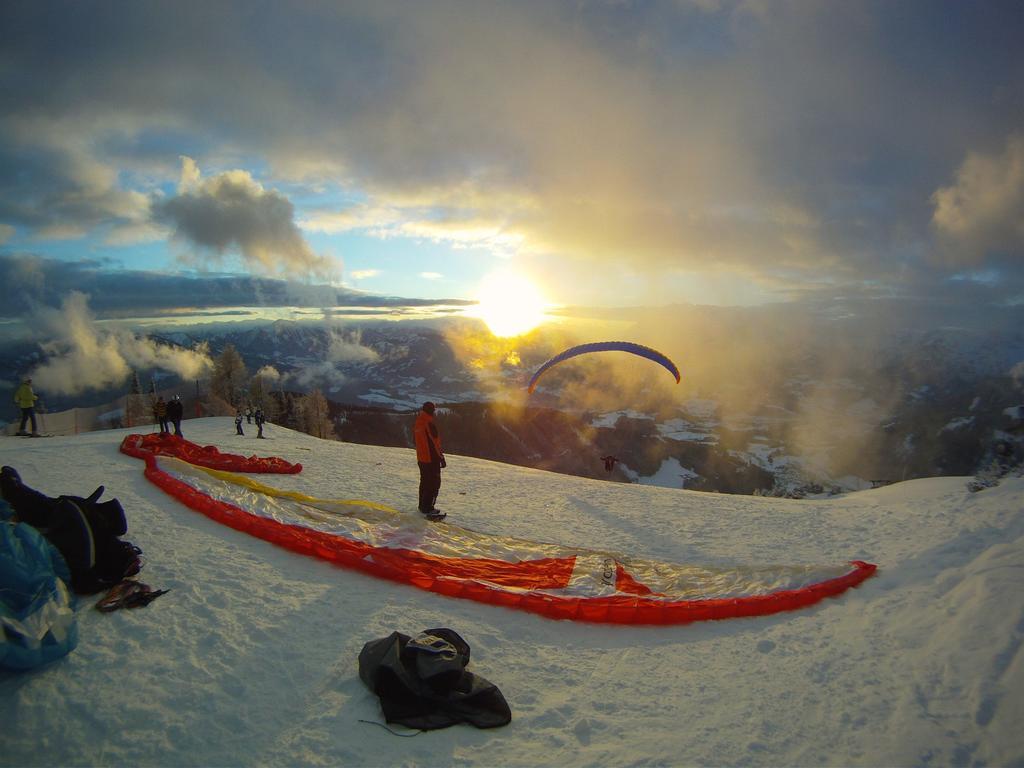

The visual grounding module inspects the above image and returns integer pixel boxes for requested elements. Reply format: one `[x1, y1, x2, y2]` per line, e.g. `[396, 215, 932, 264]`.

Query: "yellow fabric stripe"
[193, 464, 400, 513]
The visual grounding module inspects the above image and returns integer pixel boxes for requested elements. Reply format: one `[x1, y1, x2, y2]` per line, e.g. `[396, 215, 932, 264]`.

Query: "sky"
[1, 418, 1021, 765]
[1, 0, 1022, 333]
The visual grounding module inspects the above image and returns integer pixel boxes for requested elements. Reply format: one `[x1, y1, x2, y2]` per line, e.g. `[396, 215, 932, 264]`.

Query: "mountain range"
[4, 315, 1023, 495]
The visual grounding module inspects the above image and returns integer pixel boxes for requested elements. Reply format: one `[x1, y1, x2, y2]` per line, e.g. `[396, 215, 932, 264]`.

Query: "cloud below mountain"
[27, 292, 213, 395]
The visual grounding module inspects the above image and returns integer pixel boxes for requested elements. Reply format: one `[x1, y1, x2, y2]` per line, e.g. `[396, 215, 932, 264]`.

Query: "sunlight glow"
[472, 271, 549, 337]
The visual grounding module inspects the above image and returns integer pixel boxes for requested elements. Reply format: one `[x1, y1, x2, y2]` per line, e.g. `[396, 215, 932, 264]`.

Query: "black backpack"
[1, 466, 142, 594]
[45, 496, 142, 594]
[359, 628, 511, 730]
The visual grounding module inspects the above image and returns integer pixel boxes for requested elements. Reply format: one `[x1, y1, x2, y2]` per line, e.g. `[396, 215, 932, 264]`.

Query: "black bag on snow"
[0, 466, 141, 594]
[358, 627, 511, 730]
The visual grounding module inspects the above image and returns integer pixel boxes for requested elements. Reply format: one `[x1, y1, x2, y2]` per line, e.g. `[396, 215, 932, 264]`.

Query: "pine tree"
[126, 370, 147, 427]
[147, 378, 158, 419]
[209, 344, 249, 407]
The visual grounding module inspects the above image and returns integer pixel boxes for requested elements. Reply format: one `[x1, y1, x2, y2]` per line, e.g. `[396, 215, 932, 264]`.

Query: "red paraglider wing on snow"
[120, 433, 301, 474]
[119, 434, 877, 626]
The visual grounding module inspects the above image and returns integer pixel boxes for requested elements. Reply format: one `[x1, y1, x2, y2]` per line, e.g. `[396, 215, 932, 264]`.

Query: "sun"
[472, 271, 549, 337]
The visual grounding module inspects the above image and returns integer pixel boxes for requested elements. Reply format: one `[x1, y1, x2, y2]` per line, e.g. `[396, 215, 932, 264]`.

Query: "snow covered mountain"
[4, 316, 1023, 494]
[1, 419, 1021, 766]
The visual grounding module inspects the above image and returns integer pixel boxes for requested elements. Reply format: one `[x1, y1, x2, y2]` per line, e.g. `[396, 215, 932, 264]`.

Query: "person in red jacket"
[414, 402, 446, 515]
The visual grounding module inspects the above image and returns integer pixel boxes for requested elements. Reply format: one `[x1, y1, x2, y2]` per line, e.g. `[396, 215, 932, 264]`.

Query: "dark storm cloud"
[0, 254, 471, 319]
[153, 159, 334, 279]
[0, 0, 1022, 302]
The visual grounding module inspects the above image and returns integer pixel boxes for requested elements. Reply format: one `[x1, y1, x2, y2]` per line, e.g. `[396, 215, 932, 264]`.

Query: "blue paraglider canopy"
[527, 341, 680, 394]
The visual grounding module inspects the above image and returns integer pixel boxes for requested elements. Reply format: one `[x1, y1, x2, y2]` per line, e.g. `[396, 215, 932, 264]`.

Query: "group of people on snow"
[12, 379, 625, 524]
[152, 395, 184, 437]
[235, 406, 266, 438]
[11, 376, 446, 518]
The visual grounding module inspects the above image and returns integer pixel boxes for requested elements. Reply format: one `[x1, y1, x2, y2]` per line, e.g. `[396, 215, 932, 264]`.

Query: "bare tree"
[249, 372, 281, 421]
[299, 388, 335, 440]
[209, 344, 249, 407]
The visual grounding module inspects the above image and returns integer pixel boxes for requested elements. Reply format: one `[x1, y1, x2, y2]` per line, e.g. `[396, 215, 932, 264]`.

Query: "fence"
[4, 393, 204, 437]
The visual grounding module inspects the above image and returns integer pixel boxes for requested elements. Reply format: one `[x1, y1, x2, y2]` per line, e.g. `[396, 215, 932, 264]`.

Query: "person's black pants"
[418, 461, 441, 512]
[19, 407, 37, 434]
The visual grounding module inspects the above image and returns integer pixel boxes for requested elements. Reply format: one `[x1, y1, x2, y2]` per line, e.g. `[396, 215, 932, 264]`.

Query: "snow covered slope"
[1, 419, 1021, 766]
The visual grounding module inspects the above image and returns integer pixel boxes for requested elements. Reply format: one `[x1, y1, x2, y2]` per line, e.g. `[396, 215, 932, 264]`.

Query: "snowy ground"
[1, 418, 1022, 767]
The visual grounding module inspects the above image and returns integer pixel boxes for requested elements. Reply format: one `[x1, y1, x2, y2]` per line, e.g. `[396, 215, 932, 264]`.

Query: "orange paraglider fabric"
[120, 433, 301, 474]
[119, 435, 876, 625]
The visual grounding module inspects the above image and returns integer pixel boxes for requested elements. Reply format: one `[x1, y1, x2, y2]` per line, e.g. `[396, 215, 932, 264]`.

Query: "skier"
[235, 409, 245, 435]
[413, 402, 446, 519]
[255, 407, 266, 439]
[245, 404, 253, 424]
[13, 377, 39, 436]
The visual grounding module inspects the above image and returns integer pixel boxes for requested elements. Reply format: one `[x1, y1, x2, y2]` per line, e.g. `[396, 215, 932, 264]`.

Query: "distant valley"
[4, 316, 1023, 495]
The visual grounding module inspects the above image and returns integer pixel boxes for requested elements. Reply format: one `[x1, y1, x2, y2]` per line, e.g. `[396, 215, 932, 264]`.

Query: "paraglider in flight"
[527, 341, 681, 394]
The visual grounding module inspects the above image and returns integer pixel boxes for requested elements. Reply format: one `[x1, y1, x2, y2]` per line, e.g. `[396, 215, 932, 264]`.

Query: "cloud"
[302, 200, 524, 257]
[254, 365, 281, 382]
[420, 272, 442, 280]
[27, 291, 213, 395]
[154, 157, 336, 279]
[0, 224, 14, 244]
[0, 116, 154, 238]
[299, 204, 401, 235]
[326, 328, 380, 364]
[283, 361, 346, 391]
[931, 134, 1024, 263]
[1, 2, 1022, 305]
[0, 255, 474, 323]
[349, 269, 379, 280]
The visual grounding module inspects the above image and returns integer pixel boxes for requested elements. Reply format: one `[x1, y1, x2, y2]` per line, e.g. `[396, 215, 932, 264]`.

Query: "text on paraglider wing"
[601, 557, 616, 587]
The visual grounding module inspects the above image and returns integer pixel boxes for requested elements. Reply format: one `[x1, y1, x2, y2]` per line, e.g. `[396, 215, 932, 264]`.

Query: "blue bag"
[0, 500, 78, 670]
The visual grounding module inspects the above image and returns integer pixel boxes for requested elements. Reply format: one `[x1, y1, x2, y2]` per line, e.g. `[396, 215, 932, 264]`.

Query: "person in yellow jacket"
[13, 377, 39, 436]
[413, 401, 446, 516]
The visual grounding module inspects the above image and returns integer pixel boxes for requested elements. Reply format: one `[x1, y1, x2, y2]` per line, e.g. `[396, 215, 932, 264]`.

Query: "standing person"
[254, 407, 266, 439]
[246, 404, 253, 424]
[413, 401, 446, 517]
[235, 409, 245, 435]
[153, 396, 169, 434]
[13, 377, 39, 436]
[167, 395, 184, 437]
